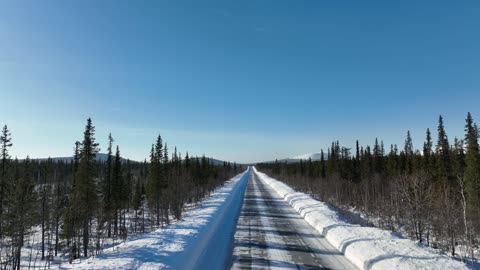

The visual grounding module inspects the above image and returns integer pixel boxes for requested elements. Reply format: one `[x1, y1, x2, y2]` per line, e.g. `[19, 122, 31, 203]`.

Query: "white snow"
[61, 168, 250, 270]
[253, 167, 469, 270]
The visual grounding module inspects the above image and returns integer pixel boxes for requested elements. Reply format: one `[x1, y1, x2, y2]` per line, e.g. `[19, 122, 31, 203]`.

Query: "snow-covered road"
[59, 167, 467, 269]
[232, 169, 356, 270]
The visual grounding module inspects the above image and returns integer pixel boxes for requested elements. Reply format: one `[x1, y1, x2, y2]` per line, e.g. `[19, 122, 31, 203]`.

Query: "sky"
[0, 1, 479, 163]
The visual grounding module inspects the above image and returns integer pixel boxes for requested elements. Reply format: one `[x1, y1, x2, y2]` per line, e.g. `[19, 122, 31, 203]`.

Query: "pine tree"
[53, 163, 65, 257]
[112, 145, 128, 235]
[112, 145, 123, 235]
[423, 128, 433, 172]
[436, 115, 451, 181]
[404, 130, 414, 174]
[8, 157, 36, 269]
[103, 133, 114, 237]
[163, 142, 169, 188]
[0, 124, 12, 237]
[373, 138, 383, 173]
[132, 178, 145, 233]
[147, 135, 164, 226]
[72, 141, 81, 188]
[320, 149, 326, 178]
[63, 141, 82, 260]
[464, 112, 480, 210]
[404, 130, 414, 156]
[40, 158, 53, 260]
[353, 141, 360, 182]
[71, 118, 100, 257]
[355, 140, 360, 160]
[452, 137, 466, 178]
[185, 152, 190, 169]
[386, 144, 398, 176]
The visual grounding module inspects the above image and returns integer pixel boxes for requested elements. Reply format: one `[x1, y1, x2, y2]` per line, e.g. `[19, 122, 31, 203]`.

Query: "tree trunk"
[83, 219, 89, 257]
[55, 214, 59, 257]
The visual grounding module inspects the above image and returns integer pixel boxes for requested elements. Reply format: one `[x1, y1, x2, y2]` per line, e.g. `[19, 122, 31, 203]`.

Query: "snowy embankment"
[63, 168, 250, 270]
[253, 167, 468, 270]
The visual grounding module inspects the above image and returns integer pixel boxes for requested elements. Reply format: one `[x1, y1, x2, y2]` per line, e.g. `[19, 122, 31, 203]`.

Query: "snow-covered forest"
[0, 118, 241, 269]
[258, 113, 480, 268]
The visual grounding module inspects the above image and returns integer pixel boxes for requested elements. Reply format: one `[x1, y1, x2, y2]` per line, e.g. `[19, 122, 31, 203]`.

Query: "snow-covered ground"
[0, 225, 63, 269]
[254, 167, 470, 270]
[61, 168, 249, 270]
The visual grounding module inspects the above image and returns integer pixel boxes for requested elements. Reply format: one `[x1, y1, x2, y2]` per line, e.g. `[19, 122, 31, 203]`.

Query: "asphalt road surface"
[231, 170, 357, 270]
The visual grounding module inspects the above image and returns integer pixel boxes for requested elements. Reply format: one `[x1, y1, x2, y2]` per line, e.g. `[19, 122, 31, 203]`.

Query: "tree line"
[0, 118, 240, 269]
[257, 113, 480, 266]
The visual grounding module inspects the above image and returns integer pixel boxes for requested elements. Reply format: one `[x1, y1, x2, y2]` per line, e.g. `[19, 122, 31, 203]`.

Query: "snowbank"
[253, 167, 468, 270]
[63, 168, 250, 270]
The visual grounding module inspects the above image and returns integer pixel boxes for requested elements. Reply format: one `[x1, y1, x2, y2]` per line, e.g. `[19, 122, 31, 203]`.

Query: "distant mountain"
[34, 154, 238, 167]
[259, 152, 327, 164]
[34, 153, 138, 163]
[186, 157, 238, 166]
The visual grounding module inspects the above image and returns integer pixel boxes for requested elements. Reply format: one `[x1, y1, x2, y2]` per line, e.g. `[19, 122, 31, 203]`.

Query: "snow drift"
[253, 167, 468, 270]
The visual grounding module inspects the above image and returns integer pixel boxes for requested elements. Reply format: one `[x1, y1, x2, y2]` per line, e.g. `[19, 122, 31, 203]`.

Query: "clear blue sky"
[1, 1, 479, 163]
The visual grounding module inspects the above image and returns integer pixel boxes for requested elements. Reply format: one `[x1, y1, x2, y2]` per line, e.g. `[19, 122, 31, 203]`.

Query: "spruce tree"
[112, 145, 123, 235]
[132, 178, 145, 233]
[185, 152, 190, 169]
[8, 157, 36, 269]
[71, 118, 100, 257]
[452, 137, 466, 177]
[353, 141, 360, 182]
[163, 142, 169, 188]
[355, 140, 360, 160]
[320, 149, 326, 178]
[40, 158, 53, 260]
[63, 141, 82, 260]
[103, 133, 114, 237]
[0, 124, 12, 237]
[147, 135, 164, 226]
[404, 130, 414, 156]
[464, 112, 480, 210]
[404, 130, 414, 174]
[386, 144, 398, 176]
[423, 128, 433, 172]
[373, 138, 383, 173]
[436, 115, 451, 181]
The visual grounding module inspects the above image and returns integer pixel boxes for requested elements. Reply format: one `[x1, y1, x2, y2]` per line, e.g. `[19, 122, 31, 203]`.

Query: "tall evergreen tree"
[423, 128, 433, 172]
[373, 138, 383, 173]
[163, 142, 169, 187]
[185, 152, 190, 169]
[0, 124, 12, 237]
[452, 137, 466, 178]
[71, 118, 100, 257]
[320, 149, 326, 178]
[112, 145, 123, 235]
[464, 112, 480, 210]
[39, 158, 53, 260]
[8, 157, 36, 269]
[436, 115, 451, 180]
[404, 130, 414, 156]
[103, 133, 114, 236]
[147, 135, 164, 225]
[404, 130, 414, 174]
